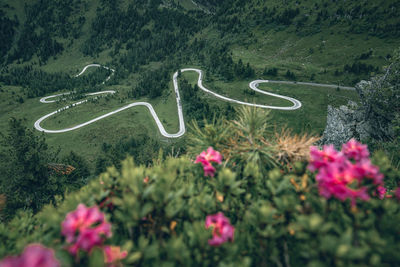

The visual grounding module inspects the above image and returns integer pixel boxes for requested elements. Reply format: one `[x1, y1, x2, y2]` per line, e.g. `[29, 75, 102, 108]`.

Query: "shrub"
[1, 109, 400, 266]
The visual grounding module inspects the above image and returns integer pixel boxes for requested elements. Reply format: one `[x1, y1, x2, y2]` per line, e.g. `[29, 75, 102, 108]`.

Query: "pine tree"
[0, 118, 64, 220]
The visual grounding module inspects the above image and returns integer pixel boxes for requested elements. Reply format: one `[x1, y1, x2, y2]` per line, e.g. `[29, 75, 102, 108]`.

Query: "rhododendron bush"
[0, 139, 400, 266]
[308, 139, 385, 206]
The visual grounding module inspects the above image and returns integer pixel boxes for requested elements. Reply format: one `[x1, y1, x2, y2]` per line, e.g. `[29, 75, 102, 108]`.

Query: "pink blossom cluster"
[195, 147, 222, 177]
[308, 139, 385, 206]
[61, 204, 112, 255]
[61, 204, 127, 265]
[205, 212, 235, 246]
[0, 244, 60, 267]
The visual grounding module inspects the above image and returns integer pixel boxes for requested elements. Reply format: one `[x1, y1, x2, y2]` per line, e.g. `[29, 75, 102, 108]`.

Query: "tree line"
[0, 118, 89, 221]
[4, 0, 85, 64]
[0, 116, 185, 221]
[0, 9, 18, 64]
[209, 0, 400, 38]
[0, 65, 113, 97]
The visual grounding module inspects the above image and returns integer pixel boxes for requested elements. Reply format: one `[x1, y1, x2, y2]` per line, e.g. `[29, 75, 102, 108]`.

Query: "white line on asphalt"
[34, 65, 353, 138]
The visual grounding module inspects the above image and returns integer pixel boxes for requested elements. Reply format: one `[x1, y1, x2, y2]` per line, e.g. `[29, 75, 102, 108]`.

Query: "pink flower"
[196, 147, 222, 165]
[395, 187, 400, 201]
[315, 163, 368, 204]
[342, 139, 369, 161]
[376, 186, 387, 200]
[0, 257, 19, 267]
[195, 147, 222, 177]
[205, 212, 234, 246]
[103, 246, 128, 267]
[0, 244, 60, 267]
[61, 204, 112, 255]
[308, 145, 344, 172]
[354, 159, 384, 185]
[308, 140, 384, 206]
[202, 162, 217, 177]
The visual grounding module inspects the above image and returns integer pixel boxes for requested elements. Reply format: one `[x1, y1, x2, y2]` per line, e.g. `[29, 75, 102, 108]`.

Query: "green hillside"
[1, 1, 400, 265]
[0, 0, 399, 170]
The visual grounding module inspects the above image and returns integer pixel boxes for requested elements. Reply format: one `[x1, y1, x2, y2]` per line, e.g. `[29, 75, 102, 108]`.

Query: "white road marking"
[34, 65, 353, 138]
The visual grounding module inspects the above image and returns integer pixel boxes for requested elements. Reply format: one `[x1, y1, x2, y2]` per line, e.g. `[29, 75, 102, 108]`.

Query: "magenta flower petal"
[395, 187, 400, 201]
[208, 235, 226, 246]
[206, 147, 222, 164]
[0, 256, 21, 267]
[308, 145, 345, 171]
[376, 186, 387, 199]
[21, 244, 60, 267]
[205, 212, 234, 246]
[195, 147, 222, 177]
[61, 204, 112, 255]
[308, 140, 384, 206]
[203, 163, 216, 177]
[0, 244, 60, 267]
[342, 138, 370, 161]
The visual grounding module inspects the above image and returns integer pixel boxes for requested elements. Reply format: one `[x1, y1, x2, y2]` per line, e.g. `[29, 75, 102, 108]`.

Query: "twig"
[283, 241, 291, 267]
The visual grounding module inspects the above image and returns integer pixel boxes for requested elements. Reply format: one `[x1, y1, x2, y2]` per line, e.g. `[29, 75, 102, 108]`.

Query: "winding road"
[34, 64, 354, 138]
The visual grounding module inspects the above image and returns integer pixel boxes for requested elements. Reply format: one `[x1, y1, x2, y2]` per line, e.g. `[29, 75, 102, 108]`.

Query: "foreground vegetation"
[1, 106, 400, 266]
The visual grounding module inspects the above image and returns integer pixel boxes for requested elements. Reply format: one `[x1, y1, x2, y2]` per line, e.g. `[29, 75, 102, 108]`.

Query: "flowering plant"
[195, 147, 222, 177]
[205, 212, 235, 246]
[61, 204, 112, 255]
[308, 139, 385, 206]
[103, 246, 128, 267]
[0, 244, 60, 267]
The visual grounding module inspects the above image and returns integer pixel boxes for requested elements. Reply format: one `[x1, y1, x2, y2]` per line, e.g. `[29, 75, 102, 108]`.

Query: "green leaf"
[126, 252, 142, 264]
[89, 247, 105, 267]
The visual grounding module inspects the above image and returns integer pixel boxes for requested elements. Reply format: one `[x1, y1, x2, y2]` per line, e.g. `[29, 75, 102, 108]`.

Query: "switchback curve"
[34, 65, 352, 138]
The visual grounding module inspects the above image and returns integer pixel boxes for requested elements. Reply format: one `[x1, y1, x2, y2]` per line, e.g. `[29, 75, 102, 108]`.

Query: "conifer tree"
[0, 118, 63, 220]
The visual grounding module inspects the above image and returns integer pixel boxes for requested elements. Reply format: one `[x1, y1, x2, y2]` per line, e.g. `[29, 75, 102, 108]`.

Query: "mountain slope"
[0, 0, 398, 162]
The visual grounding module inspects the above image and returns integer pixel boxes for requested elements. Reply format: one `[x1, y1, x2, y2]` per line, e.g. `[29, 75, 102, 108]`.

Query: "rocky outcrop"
[320, 54, 399, 148]
[319, 101, 367, 149]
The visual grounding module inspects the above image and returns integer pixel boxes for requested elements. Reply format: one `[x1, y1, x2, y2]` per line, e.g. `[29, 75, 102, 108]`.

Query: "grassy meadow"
[1, 0, 398, 164]
[180, 70, 359, 135]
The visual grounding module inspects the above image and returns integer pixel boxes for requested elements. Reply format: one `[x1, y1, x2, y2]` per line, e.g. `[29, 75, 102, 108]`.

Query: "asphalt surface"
[34, 65, 353, 138]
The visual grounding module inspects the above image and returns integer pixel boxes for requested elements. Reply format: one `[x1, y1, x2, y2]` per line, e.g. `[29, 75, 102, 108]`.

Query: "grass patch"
[181, 70, 359, 135]
[231, 27, 397, 85]
[0, 64, 359, 165]
[0, 71, 182, 164]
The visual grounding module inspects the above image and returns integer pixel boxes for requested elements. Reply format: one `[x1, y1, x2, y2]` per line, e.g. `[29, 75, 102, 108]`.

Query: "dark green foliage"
[61, 151, 90, 191]
[0, 10, 18, 63]
[0, 150, 399, 266]
[191, 41, 255, 81]
[358, 50, 400, 140]
[7, 0, 85, 63]
[179, 78, 211, 121]
[0, 118, 61, 219]
[275, 8, 300, 25]
[0, 109, 400, 265]
[128, 67, 170, 99]
[0, 65, 112, 97]
[95, 134, 163, 175]
[285, 70, 296, 81]
[234, 60, 255, 79]
[0, 119, 93, 221]
[343, 62, 379, 76]
[263, 67, 278, 77]
[212, 0, 400, 38]
[84, 0, 201, 71]
[13, 27, 64, 63]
